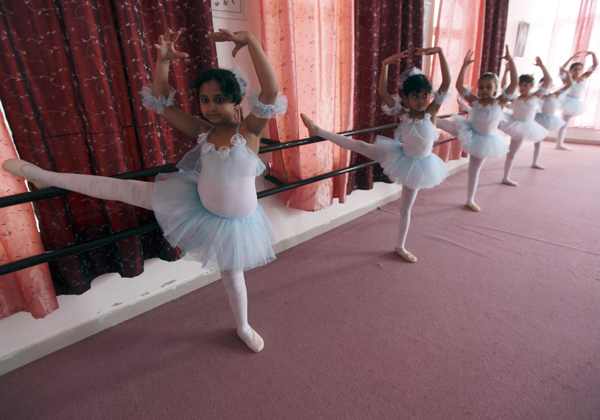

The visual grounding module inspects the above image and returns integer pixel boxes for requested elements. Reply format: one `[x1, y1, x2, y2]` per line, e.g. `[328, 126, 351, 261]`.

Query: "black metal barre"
[0, 134, 458, 276]
[0, 112, 463, 209]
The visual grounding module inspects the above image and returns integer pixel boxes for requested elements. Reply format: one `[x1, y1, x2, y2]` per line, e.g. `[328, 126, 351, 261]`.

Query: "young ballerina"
[3, 29, 287, 353]
[500, 57, 552, 185]
[302, 47, 451, 263]
[437, 47, 518, 211]
[556, 51, 597, 150]
[534, 68, 573, 133]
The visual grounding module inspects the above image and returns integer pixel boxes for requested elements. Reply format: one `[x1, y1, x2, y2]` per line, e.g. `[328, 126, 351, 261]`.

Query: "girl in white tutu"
[3, 29, 287, 353]
[555, 51, 597, 150]
[437, 47, 518, 211]
[534, 68, 573, 133]
[301, 47, 451, 263]
[500, 57, 552, 186]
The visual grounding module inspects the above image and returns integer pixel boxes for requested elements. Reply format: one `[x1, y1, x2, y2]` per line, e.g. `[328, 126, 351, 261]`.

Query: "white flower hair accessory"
[229, 66, 250, 96]
[400, 67, 425, 85]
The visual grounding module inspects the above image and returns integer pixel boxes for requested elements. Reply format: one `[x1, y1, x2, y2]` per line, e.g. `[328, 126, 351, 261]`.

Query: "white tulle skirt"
[499, 116, 548, 143]
[151, 170, 276, 272]
[534, 113, 566, 131]
[560, 95, 585, 116]
[374, 136, 449, 190]
[453, 116, 508, 159]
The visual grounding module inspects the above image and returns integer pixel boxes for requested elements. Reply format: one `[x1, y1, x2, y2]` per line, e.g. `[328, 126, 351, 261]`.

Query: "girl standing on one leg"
[534, 68, 573, 135]
[500, 57, 552, 186]
[3, 29, 287, 353]
[437, 47, 518, 211]
[556, 51, 597, 150]
[302, 47, 451, 263]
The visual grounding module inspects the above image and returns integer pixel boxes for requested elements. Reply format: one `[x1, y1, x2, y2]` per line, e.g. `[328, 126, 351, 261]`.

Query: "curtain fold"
[349, 0, 424, 192]
[0, 109, 58, 320]
[0, 1, 216, 295]
[259, 0, 355, 211]
[480, 0, 509, 75]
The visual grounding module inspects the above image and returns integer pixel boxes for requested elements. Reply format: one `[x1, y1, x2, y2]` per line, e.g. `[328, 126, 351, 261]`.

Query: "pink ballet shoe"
[2, 159, 46, 189]
[300, 113, 319, 138]
[238, 328, 264, 353]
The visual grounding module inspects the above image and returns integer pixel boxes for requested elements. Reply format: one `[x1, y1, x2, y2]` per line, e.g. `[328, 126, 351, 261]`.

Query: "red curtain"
[349, 0, 424, 192]
[0, 1, 216, 294]
[480, 0, 510, 75]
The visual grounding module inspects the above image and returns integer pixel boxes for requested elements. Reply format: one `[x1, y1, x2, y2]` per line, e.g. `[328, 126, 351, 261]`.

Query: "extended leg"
[502, 136, 524, 186]
[301, 113, 379, 161]
[436, 118, 459, 137]
[395, 185, 419, 263]
[220, 270, 264, 353]
[556, 114, 573, 150]
[466, 156, 486, 211]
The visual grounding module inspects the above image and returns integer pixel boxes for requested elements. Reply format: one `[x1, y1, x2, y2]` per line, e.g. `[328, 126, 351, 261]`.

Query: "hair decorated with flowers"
[400, 68, 432, 96]
[189, 67, 250, 105]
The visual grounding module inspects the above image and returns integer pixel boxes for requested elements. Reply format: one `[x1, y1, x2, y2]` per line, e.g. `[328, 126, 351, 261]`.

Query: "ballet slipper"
[300, 113, 319, 138]
[531, 164, 545, 169]
[555, 146, 572, 151]
[2, 159, 46, 189]
[394, 247, 417, 263]
[238, 328, 264, 353]
[466, 202, 481, 212]
[501, 178, 518, 186]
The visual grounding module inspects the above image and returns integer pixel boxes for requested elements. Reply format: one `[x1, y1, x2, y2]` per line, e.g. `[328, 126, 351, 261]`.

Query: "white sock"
[556, 114, 573, 148]
[467, 156, 486, 205]
[316, 127, 379, 161]
[22, 166, 155, 210]
[396, 185, 419, 249]
[220, 270, 253, 341]
[503, 137, 524, 181]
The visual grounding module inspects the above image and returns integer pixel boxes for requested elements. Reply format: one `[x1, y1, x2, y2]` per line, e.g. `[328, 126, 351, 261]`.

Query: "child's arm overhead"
[582, 51, 598, 78]
[499, 46, 518, 106]
[556, 67, 573, 95]
[456, 50, 478, 104]
[379, 51, 409, 110]
[419, 46, 451, 118]
[533, 57, 552, 97]
[151, 30, 212, 138]
[206, 29, 280, 144]
[561, 51, 582, 70]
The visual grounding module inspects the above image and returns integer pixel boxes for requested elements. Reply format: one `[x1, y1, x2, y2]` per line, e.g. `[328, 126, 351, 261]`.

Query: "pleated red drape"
[0, 1, 216, 295]
[480, 0, 510, 75]
[349, 0, 424, 192]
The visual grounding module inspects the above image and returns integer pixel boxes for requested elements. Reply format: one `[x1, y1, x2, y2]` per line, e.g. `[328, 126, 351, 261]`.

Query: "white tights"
[556, 114, 573, 148]
[22, 165, 255, 341]
[467, 156, 486, 206]
[396, 185, 419, 250]
[503, 137, 542, 181]
[316, 127, 379, 161]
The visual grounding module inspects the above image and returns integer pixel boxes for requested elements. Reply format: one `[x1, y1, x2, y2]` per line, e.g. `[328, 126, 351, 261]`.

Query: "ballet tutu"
[560, 95, 585, 116]
[499, 116, 548, 143]
[534, 113, 566, 131]
[151, 170, 276, 272]
[453, 115, 508, 159]
[374, 135, 449, 190]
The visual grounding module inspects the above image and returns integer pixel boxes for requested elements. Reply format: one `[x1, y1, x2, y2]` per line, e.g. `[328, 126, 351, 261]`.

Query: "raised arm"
[456, 50, 478, 103]
[582, 51, 598, 78]
[561, 51, 583, 69]
[417, 46, 451, 117]
[151, 30, 211, 138]
[206, 29, 279, 142]
[378, 51, 408, 109]
[499, 46, 518, 104]
[556, 67, 573, 95]
[533, 57, 552, 97]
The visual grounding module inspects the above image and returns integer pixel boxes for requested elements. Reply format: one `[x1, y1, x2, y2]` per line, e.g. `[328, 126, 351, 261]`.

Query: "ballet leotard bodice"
[394, 113, 440, 158]
[507, 97, 540, 122]
[468, 100, 504, 135]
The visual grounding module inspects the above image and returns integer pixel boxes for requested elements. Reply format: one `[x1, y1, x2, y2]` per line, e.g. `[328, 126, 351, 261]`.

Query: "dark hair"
[190, 69, 242, 105]
[478, 72, 498, 84]
[519, 74, 535, 84]
[570, 62, 583, 71]
[401, 74, 432, 96]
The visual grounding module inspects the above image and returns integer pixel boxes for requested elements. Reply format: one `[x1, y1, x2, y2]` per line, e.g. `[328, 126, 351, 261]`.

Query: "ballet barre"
[0, 112, 463, 275]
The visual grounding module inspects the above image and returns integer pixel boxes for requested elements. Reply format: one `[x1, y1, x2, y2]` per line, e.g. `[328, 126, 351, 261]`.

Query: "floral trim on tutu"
[453, 115, 508, 158]
[373, 135, 448, 190]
